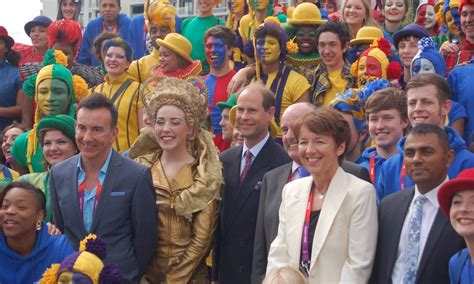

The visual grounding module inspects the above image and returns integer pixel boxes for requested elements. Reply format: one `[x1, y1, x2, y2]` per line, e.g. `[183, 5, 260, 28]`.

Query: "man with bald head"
[250, 103, 371, 284]
[213, 83, 291, 284]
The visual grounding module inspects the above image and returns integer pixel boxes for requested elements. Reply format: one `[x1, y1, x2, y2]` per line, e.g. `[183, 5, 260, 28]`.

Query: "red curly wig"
[47, 19, 83, 56]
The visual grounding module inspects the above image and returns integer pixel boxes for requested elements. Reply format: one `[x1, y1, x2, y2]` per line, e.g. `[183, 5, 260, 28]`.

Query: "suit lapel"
[90, 151, 121, 232]
[416, 210, 449, 281]
[287, 178, 313, 266]
[67, 156, 88, 236]
[224, 139, 273, 233]
[277, 164, 292, 188]
[310, 168, 349, 268]
[226, 146, 243, 202]
[235, 139, 273, 203]
[385, 189, 414, 278]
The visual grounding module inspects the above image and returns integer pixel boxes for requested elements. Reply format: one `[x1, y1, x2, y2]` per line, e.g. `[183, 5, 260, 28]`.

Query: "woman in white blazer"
[266, 107, 378, 283]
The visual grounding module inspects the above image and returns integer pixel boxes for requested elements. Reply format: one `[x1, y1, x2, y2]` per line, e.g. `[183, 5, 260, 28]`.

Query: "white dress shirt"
[240, 133, 270, 174]
[391, 177, 449, 283]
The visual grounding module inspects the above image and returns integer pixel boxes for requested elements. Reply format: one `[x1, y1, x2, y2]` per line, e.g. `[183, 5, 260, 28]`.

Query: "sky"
[1, 0, 44, 45]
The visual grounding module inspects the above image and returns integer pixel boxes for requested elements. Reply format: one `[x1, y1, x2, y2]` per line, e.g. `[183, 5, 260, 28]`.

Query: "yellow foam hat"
[350, 26, 384, 46]
[156, 33, 192, 62]
[287, 3, 327, 25]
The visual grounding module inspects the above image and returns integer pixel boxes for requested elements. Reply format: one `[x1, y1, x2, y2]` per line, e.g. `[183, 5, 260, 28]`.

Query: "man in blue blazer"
[212, 83, 291, 284]
[50, 93, 157, 283]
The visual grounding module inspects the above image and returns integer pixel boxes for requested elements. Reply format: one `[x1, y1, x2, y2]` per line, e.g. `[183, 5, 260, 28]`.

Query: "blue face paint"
[255, 36, 280, 63]
[452, 8, 461, 31]
[411, 58, 436, 77]
[205, 36, 227, 69]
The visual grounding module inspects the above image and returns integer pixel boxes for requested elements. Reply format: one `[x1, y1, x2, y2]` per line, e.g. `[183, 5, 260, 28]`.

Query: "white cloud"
[1, 0, 44, 45]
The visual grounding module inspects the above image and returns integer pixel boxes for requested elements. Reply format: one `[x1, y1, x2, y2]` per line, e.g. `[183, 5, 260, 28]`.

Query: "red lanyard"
[78, 181, 102, 216]
[400, 164, 406, 190]
[300, 186, 315, 274]
[369, 154, 375, 184]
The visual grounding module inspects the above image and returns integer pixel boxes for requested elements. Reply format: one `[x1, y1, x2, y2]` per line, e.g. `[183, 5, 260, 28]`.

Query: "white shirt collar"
[413, 176, 449, 208]
[291, 161, 301, 173]
[242, 133, 270, 159]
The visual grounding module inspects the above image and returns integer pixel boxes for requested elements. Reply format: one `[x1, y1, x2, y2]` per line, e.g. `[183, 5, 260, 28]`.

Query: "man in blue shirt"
[376, 73, 474, 202]
[50, 93, 157, 283]
[78, 0, 131, 66]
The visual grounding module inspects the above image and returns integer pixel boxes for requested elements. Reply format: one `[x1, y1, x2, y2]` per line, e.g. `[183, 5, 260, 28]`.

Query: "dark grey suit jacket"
[50, 150, 157, 283]
[251, 161, 371, 284]
[371, 187, 465, 284]
[213, 137, 291, 284]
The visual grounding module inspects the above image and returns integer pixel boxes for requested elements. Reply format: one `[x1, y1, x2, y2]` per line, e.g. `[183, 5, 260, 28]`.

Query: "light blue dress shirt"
[76, 149, 113, 232]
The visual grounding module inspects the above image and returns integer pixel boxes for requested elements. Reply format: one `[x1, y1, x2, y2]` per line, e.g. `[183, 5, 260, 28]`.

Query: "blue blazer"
[50, 150, 157, 283]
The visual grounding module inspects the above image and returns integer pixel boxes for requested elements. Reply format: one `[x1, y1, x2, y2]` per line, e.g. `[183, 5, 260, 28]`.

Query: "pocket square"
[110, 191, 126, 197]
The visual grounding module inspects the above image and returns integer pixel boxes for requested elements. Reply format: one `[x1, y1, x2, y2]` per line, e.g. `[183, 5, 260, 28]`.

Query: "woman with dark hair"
[90, 37, 144, 154]
[19, 115, 78, 222]
[0, 123, 26, 188]
[92, 31, 121, 74]
[0, 181, 73, 283]
[14, 15, 52, 71]
[266, 107, 377, 282]
[150, 33, 202, 78]
[382, 0, 410, 37]
[20, 19, 104, 88]
[57, 0, 82, 21]
[0, 27, 24, 134]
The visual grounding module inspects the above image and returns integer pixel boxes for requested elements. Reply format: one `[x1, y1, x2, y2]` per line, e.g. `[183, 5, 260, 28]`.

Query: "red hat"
[438, 168, 474, 217]
[0, 26, 14, 48]
[460, 0, 474, 12]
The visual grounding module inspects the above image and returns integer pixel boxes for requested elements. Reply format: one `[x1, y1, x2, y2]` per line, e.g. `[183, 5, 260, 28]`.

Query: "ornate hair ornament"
[141, 76, 209, 132]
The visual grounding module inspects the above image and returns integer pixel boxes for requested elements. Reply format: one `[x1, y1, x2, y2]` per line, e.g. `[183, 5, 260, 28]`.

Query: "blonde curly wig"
[141, 76, 209, 135]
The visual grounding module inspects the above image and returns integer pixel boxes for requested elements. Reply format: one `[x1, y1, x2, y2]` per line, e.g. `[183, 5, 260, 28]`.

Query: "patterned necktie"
[403, 195, 429, 284]
[297, 166, 310, 179]
[240, 150, 252, 184]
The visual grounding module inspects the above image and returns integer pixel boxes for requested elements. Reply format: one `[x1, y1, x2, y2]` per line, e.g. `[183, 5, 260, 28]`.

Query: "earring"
[36, 220, 41, 231]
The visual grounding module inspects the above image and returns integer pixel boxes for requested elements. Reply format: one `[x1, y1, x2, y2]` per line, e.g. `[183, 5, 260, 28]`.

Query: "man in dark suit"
[371, 124, 465, 284]
[213, 83, 291, 284]
[50, 93, 157, 283]
[251, 102, 372, 283]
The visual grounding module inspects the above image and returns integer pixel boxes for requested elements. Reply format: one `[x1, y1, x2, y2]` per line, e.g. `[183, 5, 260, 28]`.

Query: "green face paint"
[37, 78, 70, 116]
[250, 0, 269, 11]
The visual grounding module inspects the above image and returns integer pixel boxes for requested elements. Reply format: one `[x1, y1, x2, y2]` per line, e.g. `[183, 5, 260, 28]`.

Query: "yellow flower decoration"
[39, 263, 60, 284]
[79, 234, 97, 252]
[263, 16, 281, 26]
[286, 38, 298, 54]
[350, 61, 358, 77]
[72, 75, 89, 102]
[53, 50, 68, 67]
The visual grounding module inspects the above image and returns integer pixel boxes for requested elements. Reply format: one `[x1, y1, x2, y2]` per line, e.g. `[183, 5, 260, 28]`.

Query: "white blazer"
[266, 167, 378, 283]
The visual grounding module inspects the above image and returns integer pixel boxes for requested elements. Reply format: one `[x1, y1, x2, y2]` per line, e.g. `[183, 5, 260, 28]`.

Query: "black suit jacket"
[371, 187, 465, 284]
[50, 150, 157, 283]
[213, 137, 291, 284]
[251, 161, 371, 284]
